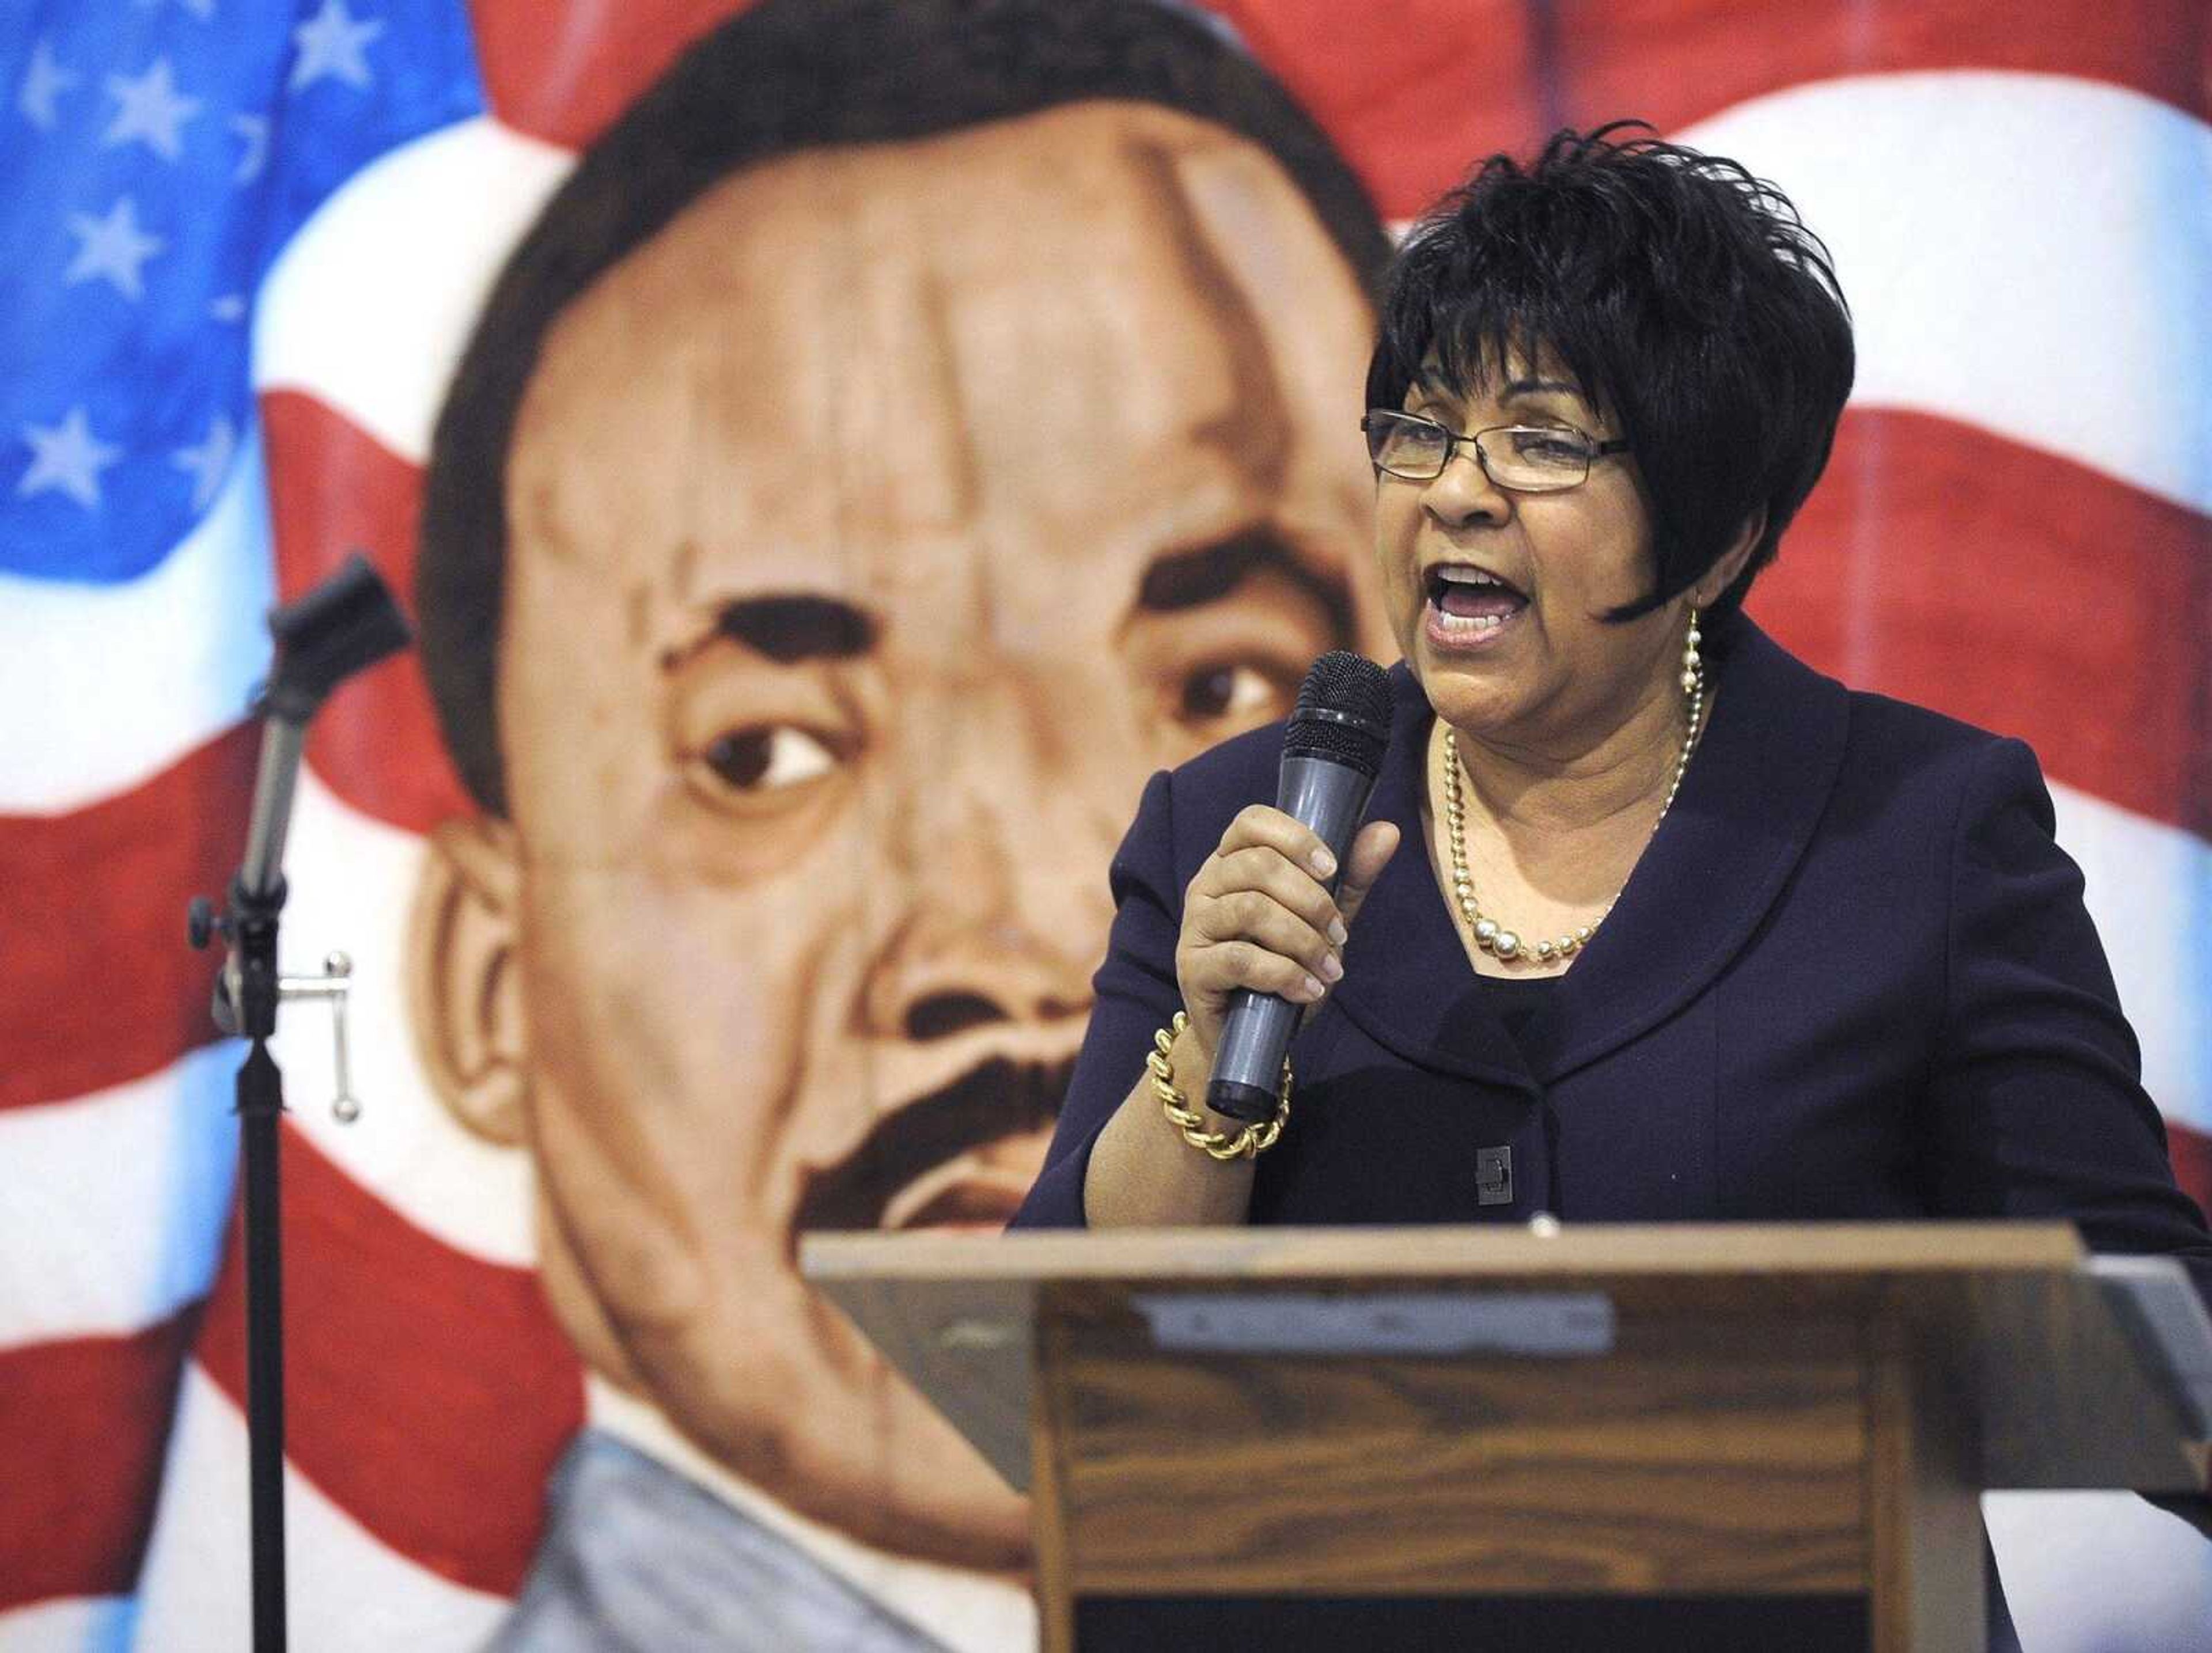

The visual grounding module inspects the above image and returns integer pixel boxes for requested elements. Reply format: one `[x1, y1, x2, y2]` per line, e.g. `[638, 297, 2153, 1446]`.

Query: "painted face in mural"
[411, 101, 1382, 1566]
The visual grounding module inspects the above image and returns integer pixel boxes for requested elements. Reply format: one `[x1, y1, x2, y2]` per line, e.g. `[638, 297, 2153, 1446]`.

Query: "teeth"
[1433, 610, 1508, 633]
[1434, 566, 1502, 586]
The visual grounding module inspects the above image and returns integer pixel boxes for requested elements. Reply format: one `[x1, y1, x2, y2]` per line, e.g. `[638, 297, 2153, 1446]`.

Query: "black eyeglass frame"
[1359, 410, 1633, 492]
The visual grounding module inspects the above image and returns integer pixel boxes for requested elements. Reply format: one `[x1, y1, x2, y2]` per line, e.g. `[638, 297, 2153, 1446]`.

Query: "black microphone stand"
[188, 554, 411, 1652]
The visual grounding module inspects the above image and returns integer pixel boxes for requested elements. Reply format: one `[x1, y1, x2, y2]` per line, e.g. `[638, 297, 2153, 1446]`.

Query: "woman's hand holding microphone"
[1173, 803, 1402, 1075]
[1084, 803, 1397, 1227]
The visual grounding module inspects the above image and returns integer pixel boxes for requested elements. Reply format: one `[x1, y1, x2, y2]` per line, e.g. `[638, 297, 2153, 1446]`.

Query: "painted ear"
[406, 816, 529, 1146]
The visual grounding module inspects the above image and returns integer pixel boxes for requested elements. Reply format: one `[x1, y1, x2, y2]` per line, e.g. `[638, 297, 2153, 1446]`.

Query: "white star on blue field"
[18, 406, 124, 509]
[0, 0, 484, 582]
[65, 195, 167, 299]
[103, 56, 204, 161]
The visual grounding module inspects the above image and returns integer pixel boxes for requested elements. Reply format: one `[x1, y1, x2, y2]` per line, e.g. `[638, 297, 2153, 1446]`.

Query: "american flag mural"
[2, 1, 2208, 1648]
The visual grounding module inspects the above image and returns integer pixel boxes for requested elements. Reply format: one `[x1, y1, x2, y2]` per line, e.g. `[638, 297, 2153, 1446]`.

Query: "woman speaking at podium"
[1010, 123, 2210, 1293]
[1008, 120, 2209, 1650]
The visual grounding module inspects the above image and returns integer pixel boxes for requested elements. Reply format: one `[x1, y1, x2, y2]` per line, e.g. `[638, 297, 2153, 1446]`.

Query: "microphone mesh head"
[1283, 651, 1392, 775]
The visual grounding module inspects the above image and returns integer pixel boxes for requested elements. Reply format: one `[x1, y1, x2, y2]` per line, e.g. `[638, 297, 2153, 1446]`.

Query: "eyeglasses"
[1361, 410, 1631, 492]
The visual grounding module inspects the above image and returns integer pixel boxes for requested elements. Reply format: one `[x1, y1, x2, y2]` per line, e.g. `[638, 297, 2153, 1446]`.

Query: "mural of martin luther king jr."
[405, 0, 1393, 1644]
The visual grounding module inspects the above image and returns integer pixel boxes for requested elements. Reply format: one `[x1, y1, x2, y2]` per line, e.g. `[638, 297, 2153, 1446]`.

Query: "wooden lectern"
[802, 1224, 2211, 1652]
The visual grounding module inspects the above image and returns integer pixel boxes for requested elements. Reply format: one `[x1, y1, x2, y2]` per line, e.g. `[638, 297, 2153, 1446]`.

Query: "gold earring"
[1680, 606, 1703, 696]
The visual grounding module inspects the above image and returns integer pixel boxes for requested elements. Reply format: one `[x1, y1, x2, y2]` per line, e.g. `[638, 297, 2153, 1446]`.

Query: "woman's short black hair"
[1365, 121, 1854, 621]
[417, 0, 1392, 817]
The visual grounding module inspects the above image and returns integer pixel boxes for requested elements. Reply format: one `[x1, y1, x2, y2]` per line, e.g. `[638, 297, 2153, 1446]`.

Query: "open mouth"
[1425, 564, 1528, 644]
[790, 1056, 1072, 1239]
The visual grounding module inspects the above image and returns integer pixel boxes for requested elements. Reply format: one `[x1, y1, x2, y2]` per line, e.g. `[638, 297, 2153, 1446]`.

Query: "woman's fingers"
[1177, 806, 1392, 1049]
[1334, 820, 1402, 933]
[1183, 936, 1333, 1005]
[1192, 845, 1349, 941]
[1216, 803, 1342, 881]
[1186, 888, 1342, 984]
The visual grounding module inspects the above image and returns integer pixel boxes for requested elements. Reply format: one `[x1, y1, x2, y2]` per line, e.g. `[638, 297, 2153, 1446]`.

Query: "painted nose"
[861, 685, 1119, 1042]
[874, 918, 1096, 1042]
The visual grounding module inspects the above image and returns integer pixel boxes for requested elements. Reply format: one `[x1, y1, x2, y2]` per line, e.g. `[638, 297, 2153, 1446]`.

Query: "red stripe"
[1213, 0, 2211, 220]
[195, 1124, 584, 1597]
[0, 387, 471, 1113]
[260, 389, 475, 835]
[1210, 0, 1543, 219]
[1751, 407, 2208, 835]
[0, 725, 254, 1112]
[466, 0, 747, 151]
[471, 0, 2212, 184]
[460, 0, 2211, 221]
[1543, 0, 2211, 152]
[0, 1311, 198, 1610]
[2172, 1120, 2212, 1229]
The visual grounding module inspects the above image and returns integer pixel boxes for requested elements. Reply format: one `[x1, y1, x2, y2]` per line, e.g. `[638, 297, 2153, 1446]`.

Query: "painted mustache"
[791, 1056, 1071, 1235]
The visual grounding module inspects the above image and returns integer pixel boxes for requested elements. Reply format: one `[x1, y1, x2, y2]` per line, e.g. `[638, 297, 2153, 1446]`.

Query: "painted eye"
[1179, 661, 1286, 726]
[696, 725, 840, 793]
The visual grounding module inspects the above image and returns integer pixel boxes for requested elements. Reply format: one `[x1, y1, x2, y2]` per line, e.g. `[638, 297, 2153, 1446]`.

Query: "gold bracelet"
[1147, 1011, 1291, 1161]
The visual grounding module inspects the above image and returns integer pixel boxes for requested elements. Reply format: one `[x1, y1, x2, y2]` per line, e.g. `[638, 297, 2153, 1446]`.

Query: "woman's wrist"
[1149, 1009, 1289, 1162]
[1173, 1014, 1215, 1085]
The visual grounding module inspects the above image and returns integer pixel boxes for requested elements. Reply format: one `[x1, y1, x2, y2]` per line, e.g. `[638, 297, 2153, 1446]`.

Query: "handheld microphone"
[1206, 651, 1393, 1123]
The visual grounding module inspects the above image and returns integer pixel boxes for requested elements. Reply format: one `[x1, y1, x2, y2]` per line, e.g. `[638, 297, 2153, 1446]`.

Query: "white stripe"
[0, 1597, 138, 1653]
[255, 117, 574, 464]
[0, 771, 535, 1356]
[266, 767, 537, 1266]
[1681, 72, 2212, 515]
[0, 1045, 237, 1346]
[133, 1364, 510, 1651]
[0, 431, 272, 815]
[0, 121, 569, 814]
[2051, 780, 2212, 1137]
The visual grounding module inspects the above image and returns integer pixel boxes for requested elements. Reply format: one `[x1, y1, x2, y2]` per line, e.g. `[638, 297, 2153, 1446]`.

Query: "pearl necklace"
[1441, 673, 1705, 967]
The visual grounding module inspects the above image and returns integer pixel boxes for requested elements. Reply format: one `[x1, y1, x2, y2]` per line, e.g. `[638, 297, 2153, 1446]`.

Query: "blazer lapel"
[1516, 616, 1850, 1082]
[1329, 619, 1850, 1091]
[1330, 664, 1544, 1095]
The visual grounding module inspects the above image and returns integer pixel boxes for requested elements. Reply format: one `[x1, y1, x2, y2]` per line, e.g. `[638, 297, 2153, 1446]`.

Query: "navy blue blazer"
[1012, 614, 2212, 1303]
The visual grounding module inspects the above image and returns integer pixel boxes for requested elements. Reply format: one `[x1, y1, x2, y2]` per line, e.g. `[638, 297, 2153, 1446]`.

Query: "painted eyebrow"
[1137, 528, 1354, 638]
[708, 593, 878, 664]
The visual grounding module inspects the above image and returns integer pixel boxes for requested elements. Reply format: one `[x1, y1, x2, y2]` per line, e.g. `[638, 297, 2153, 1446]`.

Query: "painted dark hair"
[1365, 121, 1854, 621]
[417, 0, 1391, 816]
